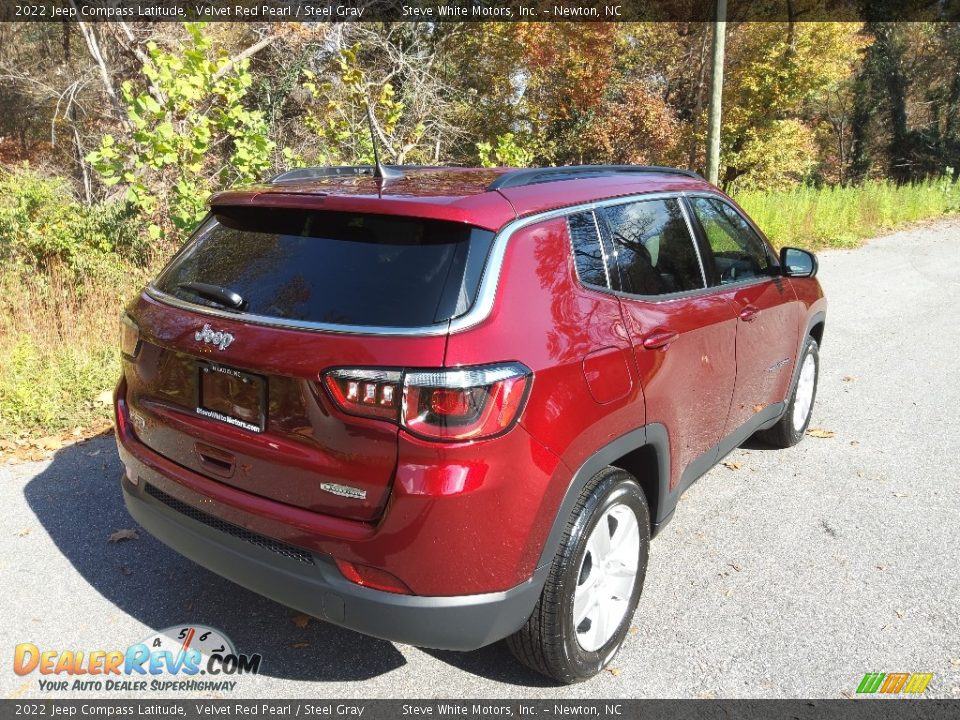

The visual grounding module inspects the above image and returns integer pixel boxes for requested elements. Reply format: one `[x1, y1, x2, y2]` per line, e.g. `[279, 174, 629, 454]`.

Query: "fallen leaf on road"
[842, 376, 857, 382]
[37, 436, 64, 451]
[605, 667, 621, 677]
[292, 613, 312, 629]
[806, 428, 836, 438]
[628, 625, 638, 635]
[16, 528, 31, 537]
[288, 642, 310, 649]
[950, 658, 960, 668]
[896, 609, 905, 618]
[108, 528, 139, 543]
[728, 562, 742, 572]
[849, 440, 859, 446]
[723, 461, 742, 470]
[892, 492, 909, 498]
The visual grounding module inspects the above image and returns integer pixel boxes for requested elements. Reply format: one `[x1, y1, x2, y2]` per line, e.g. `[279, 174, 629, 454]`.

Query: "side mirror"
[779, 247, 818, 278]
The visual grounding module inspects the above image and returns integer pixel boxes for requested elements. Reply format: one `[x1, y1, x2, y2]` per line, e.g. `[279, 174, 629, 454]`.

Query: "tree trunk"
[705, 0, 726, 186]
[62, 21, 70, 64]
[879, 25, 910, 182]
[68, 99, 92, 205]
[71, 10, 128, 128]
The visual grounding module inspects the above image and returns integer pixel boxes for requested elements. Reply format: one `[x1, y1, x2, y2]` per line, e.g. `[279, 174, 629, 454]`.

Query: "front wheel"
[756, 336, 820, 448]
[507, 467, 650, 683]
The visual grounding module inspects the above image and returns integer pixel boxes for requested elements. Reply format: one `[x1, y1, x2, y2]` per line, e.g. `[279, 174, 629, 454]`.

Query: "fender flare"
[787, 310, 826, 402]
[535, 424, 671, 572]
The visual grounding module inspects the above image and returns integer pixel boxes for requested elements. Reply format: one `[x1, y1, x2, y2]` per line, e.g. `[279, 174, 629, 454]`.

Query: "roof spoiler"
[270, 166, 387, 184]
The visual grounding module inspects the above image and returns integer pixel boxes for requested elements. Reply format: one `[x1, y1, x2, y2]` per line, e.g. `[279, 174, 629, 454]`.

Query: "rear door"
[599, 196, 738, 494]
[125, 207, 495, 522]
[684, 195, 801, 437]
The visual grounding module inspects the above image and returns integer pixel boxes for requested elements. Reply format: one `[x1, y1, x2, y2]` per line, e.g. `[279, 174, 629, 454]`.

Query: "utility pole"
[706, 0, 727, 186]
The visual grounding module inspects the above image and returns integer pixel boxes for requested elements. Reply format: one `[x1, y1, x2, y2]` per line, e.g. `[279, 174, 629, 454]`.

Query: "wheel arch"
[789, 310, 826, 397]
[535, 424, 672, 572]
[808, 315, 826, 346]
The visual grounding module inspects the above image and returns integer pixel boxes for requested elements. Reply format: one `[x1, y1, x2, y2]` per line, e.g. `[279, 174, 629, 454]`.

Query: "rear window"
[154, 208, 495, 328]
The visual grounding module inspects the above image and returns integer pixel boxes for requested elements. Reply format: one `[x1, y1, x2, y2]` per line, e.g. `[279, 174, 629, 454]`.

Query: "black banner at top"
[2, 0, 960, 23]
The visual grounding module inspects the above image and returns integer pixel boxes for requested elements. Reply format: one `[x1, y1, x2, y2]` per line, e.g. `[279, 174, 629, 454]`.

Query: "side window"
[567, 211, 609, 288]
[688, 196, 771, 285]
[601, 198, 704, 296]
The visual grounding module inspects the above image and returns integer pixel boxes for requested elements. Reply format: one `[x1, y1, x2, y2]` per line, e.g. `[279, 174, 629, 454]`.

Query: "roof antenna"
[366, 104, 403, 183]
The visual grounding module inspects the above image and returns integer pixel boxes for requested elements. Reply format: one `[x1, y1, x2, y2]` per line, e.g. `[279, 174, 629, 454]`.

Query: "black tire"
[507, 467, 650, 684]
[755, 336, 820, 448]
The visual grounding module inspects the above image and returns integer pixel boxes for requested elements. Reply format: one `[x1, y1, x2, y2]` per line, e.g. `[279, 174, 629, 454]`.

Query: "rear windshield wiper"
[178, 282, 246, 310]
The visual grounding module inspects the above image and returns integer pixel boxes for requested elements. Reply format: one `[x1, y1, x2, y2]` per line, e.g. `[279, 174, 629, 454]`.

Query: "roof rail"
[486, 165, 703, 191]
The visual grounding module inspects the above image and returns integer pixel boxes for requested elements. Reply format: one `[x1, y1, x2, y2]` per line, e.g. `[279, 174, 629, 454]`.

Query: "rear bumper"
[121, 472, 546, 651]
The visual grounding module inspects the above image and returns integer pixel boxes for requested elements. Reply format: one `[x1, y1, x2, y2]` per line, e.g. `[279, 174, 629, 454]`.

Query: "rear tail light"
[323, 369, 402, 421]
[403, 364, 531, 441]
[119, 313, 141, 359]
[322, 363, 531, 442]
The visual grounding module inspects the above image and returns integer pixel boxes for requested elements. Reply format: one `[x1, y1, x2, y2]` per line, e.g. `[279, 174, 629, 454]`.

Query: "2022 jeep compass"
[115, 165, 826, 683]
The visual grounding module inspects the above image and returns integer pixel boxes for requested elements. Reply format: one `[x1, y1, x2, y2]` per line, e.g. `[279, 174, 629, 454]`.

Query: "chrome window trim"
[145, 190, 692, 336]
[677, 198, 708, 289]
[591, 210, 613, 289]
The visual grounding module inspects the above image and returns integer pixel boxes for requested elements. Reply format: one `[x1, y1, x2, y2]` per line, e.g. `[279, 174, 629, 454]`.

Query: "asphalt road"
[2, 219, 959, 700]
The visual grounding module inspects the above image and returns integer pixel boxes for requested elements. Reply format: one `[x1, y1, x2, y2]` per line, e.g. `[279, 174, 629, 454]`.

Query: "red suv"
[115, 165, 826, 683]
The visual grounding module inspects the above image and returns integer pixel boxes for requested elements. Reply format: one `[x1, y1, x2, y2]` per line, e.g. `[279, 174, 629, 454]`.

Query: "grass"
[0, 177, 958, 445]
[734, 177, 960, 250]
[0, 269, 138, 443]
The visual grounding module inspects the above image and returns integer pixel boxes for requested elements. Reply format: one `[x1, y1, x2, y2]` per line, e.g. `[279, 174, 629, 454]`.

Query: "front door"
[684, 195, 802, 438]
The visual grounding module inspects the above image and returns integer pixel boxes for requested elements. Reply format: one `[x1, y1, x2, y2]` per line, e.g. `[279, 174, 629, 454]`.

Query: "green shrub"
[0, 167, 144, 441]
[0, 166, 144, 281]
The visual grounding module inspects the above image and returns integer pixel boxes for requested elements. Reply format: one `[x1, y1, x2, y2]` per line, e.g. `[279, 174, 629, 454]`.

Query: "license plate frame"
[195, 362, 267, 433]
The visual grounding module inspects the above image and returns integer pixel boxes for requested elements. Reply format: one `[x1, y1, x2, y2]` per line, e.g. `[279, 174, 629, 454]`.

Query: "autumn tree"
[720, 22, 865, 189]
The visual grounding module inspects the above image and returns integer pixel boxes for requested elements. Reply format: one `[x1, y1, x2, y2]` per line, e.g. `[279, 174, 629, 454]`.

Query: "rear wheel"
[756, 336, 819, 448]
[507, 467, 650, 683]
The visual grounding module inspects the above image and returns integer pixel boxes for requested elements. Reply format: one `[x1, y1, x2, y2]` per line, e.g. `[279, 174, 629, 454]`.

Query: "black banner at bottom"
[1, 700, 959, 720]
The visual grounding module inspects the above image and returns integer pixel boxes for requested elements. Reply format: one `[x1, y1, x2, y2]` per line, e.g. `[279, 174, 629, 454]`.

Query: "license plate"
[196, 362, 266, 433]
